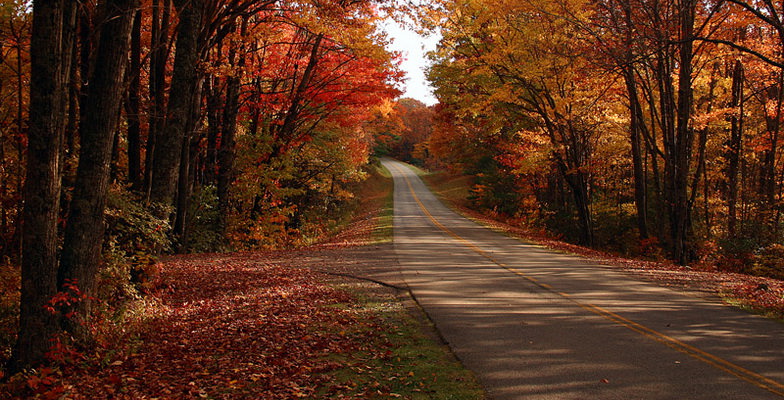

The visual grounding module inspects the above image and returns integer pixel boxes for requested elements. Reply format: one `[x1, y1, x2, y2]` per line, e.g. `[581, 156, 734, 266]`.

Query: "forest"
[0, 0, 406, 373]
[3, 0, 784, 392]
[416, 0, 784, 276]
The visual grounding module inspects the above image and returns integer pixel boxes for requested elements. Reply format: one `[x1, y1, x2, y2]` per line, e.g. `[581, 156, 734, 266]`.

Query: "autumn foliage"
[0, 0, 402, 371]
[399, 0, 784, 281]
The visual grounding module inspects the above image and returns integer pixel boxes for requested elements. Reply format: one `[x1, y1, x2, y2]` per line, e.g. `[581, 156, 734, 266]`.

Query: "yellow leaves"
[692, 107, 736, 131]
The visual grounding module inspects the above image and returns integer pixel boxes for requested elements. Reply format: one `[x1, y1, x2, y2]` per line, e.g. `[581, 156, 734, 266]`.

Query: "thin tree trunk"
[205, 75, 221, 185]
[174, 78, 204, 246]
[625, 67, 650, 239]
[671, 0, 696, 264]
[144, 0, 171, 199]
[217, 19, 246, 231]
[727, 60, 744, 235]
[126, 9, 142, 189]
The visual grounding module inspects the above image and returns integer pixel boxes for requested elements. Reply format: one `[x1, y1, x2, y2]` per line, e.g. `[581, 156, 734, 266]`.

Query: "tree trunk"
[13, 0, 76, 370]
[625, 66, 650, 239]
[58, 0, 137, 329]
[205, 75, 221, 185]
[174, 78, 204, 247]
[564, 171, 594, 246]
[144, 0, 171, 199]
[727, 60, 744, 235]
[217, 20, 246, 231]
[670, 0, 696, 264]
[126, 9, 142, 189]
[150, 0, 202, 207]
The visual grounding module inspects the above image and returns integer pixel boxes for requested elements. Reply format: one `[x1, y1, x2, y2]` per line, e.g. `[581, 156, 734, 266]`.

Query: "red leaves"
[35, 251, 386, 399]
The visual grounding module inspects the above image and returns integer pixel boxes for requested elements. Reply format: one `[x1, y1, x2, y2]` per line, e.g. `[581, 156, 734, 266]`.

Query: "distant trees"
[6, 0, 399, 370]
[369, 98, 434, 164]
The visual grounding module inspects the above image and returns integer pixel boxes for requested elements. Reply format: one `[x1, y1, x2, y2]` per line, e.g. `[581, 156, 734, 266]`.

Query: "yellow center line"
[389, 161, 784, 397]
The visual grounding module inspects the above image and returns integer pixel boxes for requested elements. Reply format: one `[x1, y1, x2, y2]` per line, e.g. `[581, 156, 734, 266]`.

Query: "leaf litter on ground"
[2, 166, 483, 399]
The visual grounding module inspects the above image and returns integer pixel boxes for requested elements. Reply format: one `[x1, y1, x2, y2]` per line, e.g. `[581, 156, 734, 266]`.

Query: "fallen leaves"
[4, 251, 395, 399]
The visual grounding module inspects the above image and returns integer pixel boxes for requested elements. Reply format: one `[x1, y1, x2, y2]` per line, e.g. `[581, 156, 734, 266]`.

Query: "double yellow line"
[390, 161, 784, 397]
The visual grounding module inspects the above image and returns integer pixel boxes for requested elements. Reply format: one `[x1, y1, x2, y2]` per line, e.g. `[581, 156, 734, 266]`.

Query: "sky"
[379, 19, 441, 106]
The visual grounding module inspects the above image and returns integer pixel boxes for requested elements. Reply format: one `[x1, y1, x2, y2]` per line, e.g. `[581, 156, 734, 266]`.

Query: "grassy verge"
[369, 162, 395, 244]
[315, 284, 485, 399]
[317, 160, 484, 398]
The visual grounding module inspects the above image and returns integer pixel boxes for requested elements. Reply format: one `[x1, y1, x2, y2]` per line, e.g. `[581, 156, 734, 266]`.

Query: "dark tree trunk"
[13, 0, 76, 370]
[669, 0, 696, 264]
[65, 29, 79, 161]
[126, 9, 142, 189]
[563, 171, 594, 246]
[58, 0, 138, 328]
[150, 0, 202, 207]
[77, 3, 92, 133]
[216, 74, 239, 231]
[217, 20, 245, 231]
[174, 78, 204, 247]
[205, 75, 221, 185]
[625, 66, 650, 239]
[144, 0, 171, 199]
[727, 60, 744, 235]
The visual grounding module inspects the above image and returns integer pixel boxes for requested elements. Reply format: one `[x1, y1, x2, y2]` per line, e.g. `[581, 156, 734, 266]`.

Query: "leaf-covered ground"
[1, 166, 483, 399]
[422, 171, 784, 320]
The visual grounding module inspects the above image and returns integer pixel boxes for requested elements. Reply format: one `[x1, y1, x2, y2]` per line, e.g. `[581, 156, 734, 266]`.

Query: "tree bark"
[205, 74, 221, 185]
[174, 78, 204, 246]
[144, 0, 171, 199]
[13, 0, 76, 370]
[126, 9, 142, 189]
[150, 0, 202, 207]
[58, 0, 138, 326]
[727, 59, 744, 235]
[217, 19, 246, 231]
[669, 0, 696, 264]
[625, 66, 650, 239]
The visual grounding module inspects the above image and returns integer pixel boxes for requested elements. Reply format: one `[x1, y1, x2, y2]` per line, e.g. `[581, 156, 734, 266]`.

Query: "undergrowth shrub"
[752, 244, 784, 280]
[101, 186, 171, 307]
[592, 203, 638, 255]
[0, 260, 19, 365]
[716, 220, 771, 273]
[184, 185, 227, 253]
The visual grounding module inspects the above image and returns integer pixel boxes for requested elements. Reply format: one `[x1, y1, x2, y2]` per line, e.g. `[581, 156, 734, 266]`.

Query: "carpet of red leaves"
[1, 171, 407, 399]
[5, 251, 404, 399]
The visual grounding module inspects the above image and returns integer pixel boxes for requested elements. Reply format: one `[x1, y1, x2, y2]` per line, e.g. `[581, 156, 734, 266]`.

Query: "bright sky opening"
[379, 18, 440, 106]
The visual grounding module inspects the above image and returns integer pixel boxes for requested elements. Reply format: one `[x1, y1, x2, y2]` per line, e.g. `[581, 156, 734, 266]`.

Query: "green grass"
[421, 170, 473, 209]
[316, 287, 486, 399]
[371, 164, 395, 244]
[401, 162, 430, 177]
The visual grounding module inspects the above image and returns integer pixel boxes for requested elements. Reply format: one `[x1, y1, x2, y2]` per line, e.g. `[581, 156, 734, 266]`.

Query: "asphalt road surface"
[382, 158, 784, 400]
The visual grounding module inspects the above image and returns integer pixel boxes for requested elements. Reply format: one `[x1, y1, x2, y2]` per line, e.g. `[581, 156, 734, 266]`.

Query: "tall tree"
[14, 0, 76, 369]
[58, 0, 139, 326]
[149, 0, 203, 206]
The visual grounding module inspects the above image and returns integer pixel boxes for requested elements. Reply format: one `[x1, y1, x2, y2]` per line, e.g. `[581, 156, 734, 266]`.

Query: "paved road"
[382, 158, 784, 400]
